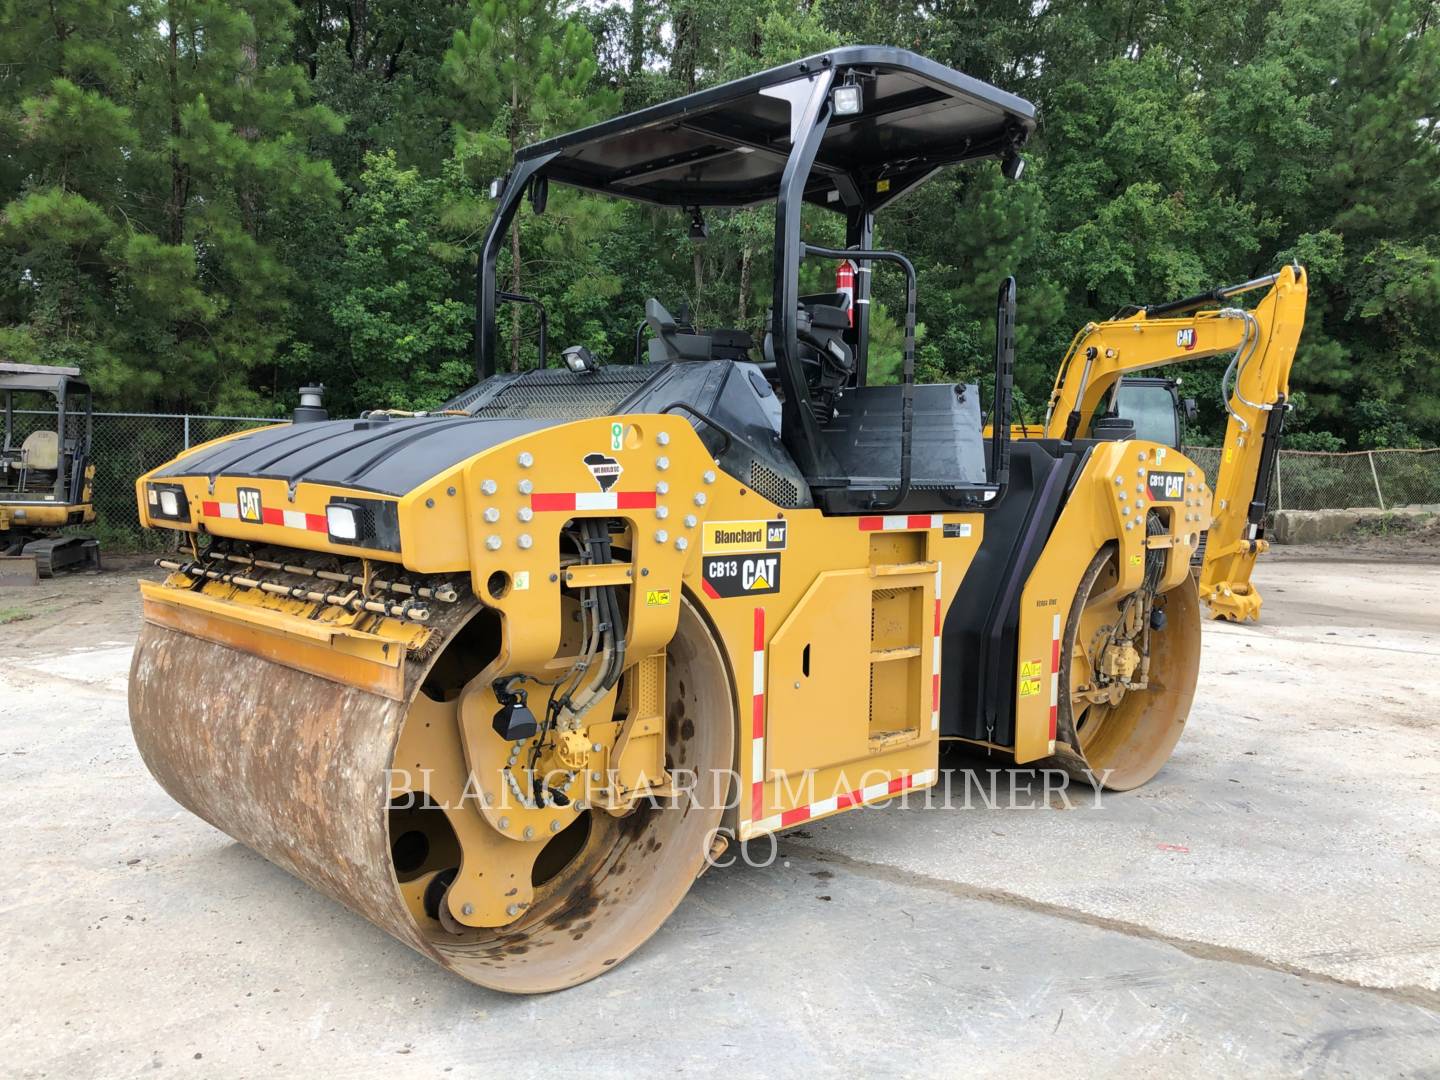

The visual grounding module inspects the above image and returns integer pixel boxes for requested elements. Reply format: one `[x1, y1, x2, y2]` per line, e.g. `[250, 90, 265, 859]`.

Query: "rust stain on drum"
[129, 621, 432, 959]
[128, 593, 736, 994]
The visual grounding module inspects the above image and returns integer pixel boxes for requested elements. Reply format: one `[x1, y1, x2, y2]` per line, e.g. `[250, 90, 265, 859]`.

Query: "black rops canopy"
[477, 47, 1037, 490]
[517, 46, 1037, 213]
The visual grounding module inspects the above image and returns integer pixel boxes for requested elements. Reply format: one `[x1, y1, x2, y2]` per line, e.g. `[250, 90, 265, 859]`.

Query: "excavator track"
[24, 535, 100, 578]
[129, 591, 734, 992]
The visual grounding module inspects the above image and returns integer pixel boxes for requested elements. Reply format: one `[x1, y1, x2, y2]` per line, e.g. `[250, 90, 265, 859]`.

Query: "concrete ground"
[1, 548, 1438, 1078]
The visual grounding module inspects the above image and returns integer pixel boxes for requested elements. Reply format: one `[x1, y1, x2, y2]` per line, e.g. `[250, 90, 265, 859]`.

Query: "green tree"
[1, 0, 1437, 451]
[318, 151, 473, 411]
[0, 0, 341, 411]
[444, 0, 613, 370]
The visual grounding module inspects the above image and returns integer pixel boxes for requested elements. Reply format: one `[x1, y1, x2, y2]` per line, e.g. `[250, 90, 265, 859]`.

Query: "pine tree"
[0, 0, 140, 370]
[444, 0, 612, 370]
[0, 0, 341, 410]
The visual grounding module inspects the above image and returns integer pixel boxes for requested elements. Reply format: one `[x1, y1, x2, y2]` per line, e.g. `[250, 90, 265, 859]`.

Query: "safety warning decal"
[703, 518, 787, 554]
[702, 553, 781, 598]
[942, 522, 973, 538]
[645, 589, 672, 607]
[1145, 470, 1185, 501]
[1019, 657, 1043, 697]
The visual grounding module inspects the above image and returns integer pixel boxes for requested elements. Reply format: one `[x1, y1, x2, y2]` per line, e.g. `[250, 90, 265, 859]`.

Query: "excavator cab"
[0, 363, 99, 582]
[1113, 376, 1194, 450]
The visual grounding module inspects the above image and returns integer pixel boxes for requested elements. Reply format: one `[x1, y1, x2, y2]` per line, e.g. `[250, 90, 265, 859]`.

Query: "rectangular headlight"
[321, 497, 400, 552]
[147, 482, 190, 522]
[326, 503, 360, 542]
[832, 84, 862, 116]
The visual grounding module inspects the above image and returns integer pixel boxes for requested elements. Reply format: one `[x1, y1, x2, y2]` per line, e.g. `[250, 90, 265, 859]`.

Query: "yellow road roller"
[128, 47, 1257, 992]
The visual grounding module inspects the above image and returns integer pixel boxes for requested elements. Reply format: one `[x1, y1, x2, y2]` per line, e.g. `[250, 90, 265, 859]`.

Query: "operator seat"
[21, 430, 59, 470]
[645, 299, 712, 363]
[19, 429, 60, 491]
[761, 293, 855, 420]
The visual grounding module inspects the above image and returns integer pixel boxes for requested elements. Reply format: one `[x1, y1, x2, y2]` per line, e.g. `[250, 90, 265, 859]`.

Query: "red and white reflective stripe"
[741, 599, 940, 838]
[857, 513, 944, 531]
[530, 491, 658, 512]
[931, 565, 942, 732]
[750, 607, 766, 824]
[200, 501, 327, 534]
[741, 769, 936, 839]
[1048, 613, 1062, 748]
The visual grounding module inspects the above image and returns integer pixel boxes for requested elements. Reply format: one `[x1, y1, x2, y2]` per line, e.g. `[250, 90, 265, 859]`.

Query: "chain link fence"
[1184, 446, 1440, 513]
[11, 410, 281, 550]
[13, 408, 1439, 548]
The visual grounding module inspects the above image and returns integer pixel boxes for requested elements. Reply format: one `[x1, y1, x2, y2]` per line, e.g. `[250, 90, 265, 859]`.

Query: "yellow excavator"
[1034, 268, 1307, 622]
[128, 48, 1261, 993]
[1, 363, 101, 583]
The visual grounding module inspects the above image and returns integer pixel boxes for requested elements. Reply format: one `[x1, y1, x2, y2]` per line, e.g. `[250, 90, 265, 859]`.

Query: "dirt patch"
[1269, 513, 1440, 563]
[0, 557, 163, 654]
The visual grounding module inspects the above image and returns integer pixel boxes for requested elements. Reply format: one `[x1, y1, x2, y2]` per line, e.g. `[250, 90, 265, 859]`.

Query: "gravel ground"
[0, 548, 1437, 1078]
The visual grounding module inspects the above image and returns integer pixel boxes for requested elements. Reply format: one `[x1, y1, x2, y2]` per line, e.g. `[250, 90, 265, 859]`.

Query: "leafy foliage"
[0, 0, 1436, 448]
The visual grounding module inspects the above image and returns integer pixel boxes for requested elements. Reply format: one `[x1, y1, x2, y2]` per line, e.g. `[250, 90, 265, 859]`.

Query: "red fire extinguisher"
[835, 258, 856, 327]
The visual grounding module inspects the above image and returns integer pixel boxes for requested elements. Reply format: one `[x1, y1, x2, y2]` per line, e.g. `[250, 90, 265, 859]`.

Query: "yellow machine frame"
[136, 413, 1208, 848]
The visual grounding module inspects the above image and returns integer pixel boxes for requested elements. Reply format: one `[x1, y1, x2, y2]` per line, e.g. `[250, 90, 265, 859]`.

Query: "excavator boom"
[1040, 266, 1307, 621]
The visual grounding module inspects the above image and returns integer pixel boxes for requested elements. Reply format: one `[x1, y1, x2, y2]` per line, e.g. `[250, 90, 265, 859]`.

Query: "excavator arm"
[1042, 265, 1308, 621]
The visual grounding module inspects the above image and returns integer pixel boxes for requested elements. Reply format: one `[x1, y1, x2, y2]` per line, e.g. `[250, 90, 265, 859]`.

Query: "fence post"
[1368, 451, 1385, 511]
[184, 414, 191, 450]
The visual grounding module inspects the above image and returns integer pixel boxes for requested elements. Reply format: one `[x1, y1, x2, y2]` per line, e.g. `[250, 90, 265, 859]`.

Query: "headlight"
[321, 497, 400, 551]
[562, 345, 597, 374]
[326, 503, 360, 542]
[832, 84, 862, 116]
[147, 482, 190, 522]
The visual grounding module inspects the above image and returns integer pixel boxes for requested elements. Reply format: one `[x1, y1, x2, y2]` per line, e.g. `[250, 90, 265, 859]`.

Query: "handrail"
[801, 242, 916, 511]
[991, 277, 1016, 489]
[634, 320, 650, 364]
[497, 290, 550, 369]
[658, 401, 738, 456]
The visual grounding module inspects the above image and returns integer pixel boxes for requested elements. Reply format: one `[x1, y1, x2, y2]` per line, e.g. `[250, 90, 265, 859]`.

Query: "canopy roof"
[0, 363, 88, 396]
[517, 46, 1037, 212]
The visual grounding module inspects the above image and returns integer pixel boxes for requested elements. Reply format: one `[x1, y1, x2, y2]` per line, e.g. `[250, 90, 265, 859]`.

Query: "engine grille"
[450, 367, 659, 420]
[749, 459, 800, 507]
